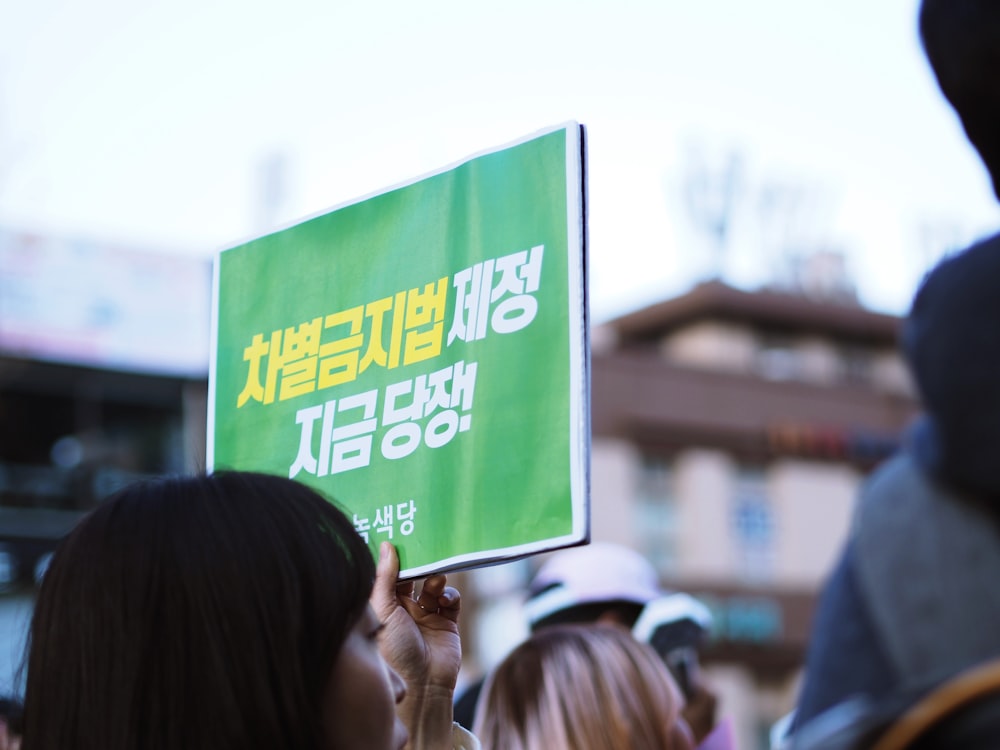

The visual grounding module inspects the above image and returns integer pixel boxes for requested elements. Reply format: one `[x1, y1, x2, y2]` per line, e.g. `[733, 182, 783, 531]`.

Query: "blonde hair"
[473, 624, 691, 750]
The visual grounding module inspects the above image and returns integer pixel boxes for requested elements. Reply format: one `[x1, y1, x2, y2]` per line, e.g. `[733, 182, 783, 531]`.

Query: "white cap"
[631, 592, 713, 642]
[524, 543, 662, 627]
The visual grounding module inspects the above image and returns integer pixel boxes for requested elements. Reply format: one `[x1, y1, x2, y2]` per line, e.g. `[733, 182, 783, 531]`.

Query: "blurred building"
[463, 277, 920, 750]
[0, 228, 211, 694]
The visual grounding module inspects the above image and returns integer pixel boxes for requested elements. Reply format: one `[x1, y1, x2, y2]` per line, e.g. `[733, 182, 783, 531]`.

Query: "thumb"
[370, 541, 400, 620]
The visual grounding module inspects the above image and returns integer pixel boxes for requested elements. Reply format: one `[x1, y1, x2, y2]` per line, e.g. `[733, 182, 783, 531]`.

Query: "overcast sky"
[3, 0, 999, 321]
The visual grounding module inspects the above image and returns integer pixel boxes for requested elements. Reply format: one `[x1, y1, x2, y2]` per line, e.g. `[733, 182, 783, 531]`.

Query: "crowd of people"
[7, 473, 710, 750]
[4, 0, 1000, 747]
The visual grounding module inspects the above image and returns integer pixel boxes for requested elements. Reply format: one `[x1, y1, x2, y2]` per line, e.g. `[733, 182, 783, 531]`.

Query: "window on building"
[636, 455, 679, 576]
[730, 466, 774, 582]
[841, 345, 873, 386]
[756, 334, 799, 381]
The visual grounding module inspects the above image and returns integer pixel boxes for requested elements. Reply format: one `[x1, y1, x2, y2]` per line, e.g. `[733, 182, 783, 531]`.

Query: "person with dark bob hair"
[20, 471, 479, 750]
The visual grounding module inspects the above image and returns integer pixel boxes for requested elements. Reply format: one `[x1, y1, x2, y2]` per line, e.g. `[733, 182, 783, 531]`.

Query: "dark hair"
[530, 600, 645, 632]
[920, 0, 1000, 198]
[902, 235, 1000, 499]
[0, 695, 23, 734]
[22, 471, 374, 750]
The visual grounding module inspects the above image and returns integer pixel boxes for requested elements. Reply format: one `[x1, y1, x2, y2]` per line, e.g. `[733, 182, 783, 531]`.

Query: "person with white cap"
[455, 543, 720, 745]
[523, 542, 668, 629]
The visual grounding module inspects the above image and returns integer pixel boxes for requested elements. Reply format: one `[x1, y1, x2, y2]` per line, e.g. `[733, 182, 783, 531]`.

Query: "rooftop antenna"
[756, 181, 806, 290]
[683, 145, 742, 281]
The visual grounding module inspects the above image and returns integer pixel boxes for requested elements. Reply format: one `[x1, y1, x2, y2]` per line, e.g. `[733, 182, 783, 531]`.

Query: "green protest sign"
[209, 123, 589, 577]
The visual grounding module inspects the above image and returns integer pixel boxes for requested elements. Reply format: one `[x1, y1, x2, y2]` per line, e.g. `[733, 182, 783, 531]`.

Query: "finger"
[395, 579, 415, 599]
[369, 542, 400, 621]
[415, 574, 447, 612]
[419, 574, 447, 599]
[436, 585, 461, 624]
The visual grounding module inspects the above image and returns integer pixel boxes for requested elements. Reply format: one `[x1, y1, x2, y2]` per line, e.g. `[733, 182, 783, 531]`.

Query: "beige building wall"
[675, 449, 734, 582]
[793, 336, 841, 385]
[593, 441, 862, 590]
[704, 664, 760, 750]
[661, 322, 757, 374]
[769, 460, 860, 587]
[705, 660, 802, 749]
[872, 349, 915, 396]
[590, 438, 641, 548]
